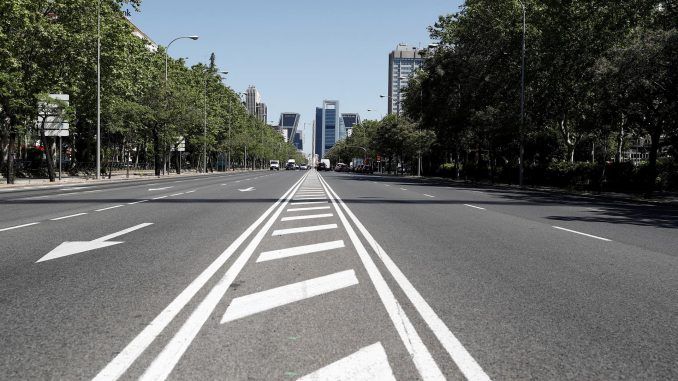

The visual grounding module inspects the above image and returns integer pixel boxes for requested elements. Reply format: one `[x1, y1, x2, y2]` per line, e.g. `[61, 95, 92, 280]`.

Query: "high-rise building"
[341, 113, 361, 138]
[388, 44, 424, 115]
[246, 86, 267, 122]
[314, 100, 345, 158]
[278, 113, 301, 143]
[293, 131, 303, 151]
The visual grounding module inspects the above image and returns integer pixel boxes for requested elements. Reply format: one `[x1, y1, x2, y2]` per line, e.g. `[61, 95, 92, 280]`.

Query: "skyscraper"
[388, 44, 424, 115]
[278, 112, 300, 143]
[314, 100, 345, 158]
[246, 85, 267, 122]
[341, 113, 361, 138]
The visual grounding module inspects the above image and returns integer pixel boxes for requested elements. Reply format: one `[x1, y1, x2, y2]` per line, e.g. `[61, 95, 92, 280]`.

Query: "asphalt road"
[0, 170, 676, 380]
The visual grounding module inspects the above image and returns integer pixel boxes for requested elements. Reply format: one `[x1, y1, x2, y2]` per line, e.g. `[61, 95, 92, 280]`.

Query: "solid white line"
[93, 174, 308, 381]
[290, 201, 327, 206]
[298, 342, 396, 381]
[128, 200, 149, 205]
[287, 206, 331, 212]
[137, 173, 309, 381]
[149, 186, 172, 191]
[271, 224, 337, 236]
[320, 175, 491, 381]
[423, 194, 435, 198]
[185, 190, 196, 194]
[257, 240, 345, 262]
[0, 222, 40, 232]
[281, 213, 333, 222]
[552, 226, 611, 242]
[95, 205, 124, 212]
[50, 213, 88, 221]
[170, 193, 185, 197]
[221, 270, 358, 323]
[464, 204, 486, 210]
[317, 177, 445, 380]
[152, 196, 168, 200]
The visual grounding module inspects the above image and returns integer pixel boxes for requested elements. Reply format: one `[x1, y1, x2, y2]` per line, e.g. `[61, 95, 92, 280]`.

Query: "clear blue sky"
[128, 0, 463, 154]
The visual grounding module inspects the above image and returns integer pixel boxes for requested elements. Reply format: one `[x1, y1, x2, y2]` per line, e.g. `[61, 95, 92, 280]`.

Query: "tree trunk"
[41, 130, 56, 182]
[153, 127, 161, 176]
[615, 124, 624, 163]
[6, 132, 16, 184]
[648, 126, 662, 191]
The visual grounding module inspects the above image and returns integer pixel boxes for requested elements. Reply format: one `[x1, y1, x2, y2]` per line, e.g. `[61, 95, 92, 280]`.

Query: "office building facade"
[314, 100, 345, 158]
[388, 44, 424, 115]
[278, 112, 301, 143]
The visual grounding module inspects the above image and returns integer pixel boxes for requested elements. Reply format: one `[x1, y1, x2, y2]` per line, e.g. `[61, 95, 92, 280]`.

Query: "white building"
[388, 44, 425, 115]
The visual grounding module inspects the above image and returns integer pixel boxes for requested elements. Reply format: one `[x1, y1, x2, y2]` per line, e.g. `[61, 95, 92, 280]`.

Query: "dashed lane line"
[50, 213, 88, 221]
[423, 194, 435, 198]
[256, 240, 345, 263]
[552, 226, 611, 242]
[464, 204, 486, 211]
[220, 270, 359, 323]
[271, 224, 338, 236]
[320, 175, 492, 381]
[95, 205, 124, 212]
[152, 196, 168, 200]
[0, 222, 40, 232]
[280, 213, 333, 222]
[128, 200, 149, 205]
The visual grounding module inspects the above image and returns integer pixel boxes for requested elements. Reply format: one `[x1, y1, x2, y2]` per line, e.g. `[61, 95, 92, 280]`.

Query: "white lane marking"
[170, 193, 185, 197]
[280, 213, 333, 222]
[60, 186, 90, 191]
[318, 178, 445, 381]
[94, 174, 308, 381]
[128, 200, 149, 205]
[552, 226, 611, 242]
[138, 173, 309, 381]
[149, 186, 173, 191]
[290, 201, 327, 206]
[287, 206, 331, 212]
[464, 204, 486, 210]
[320, 175, 491, 381]
[37, 223, 153, 263]
[235, 180, 242, 183]
[271, 224, 338, 236]
[152, 196, 168, 200]
[50, 213, 88, 221]
[257, 240, 345, 262]
[0, 222, 40, 232]
[95, 205, 124, 212]
[384, 184, 391, 187]
[423, 194, 435, 198]
[400, 188, 407, 191]
[238, 187, 255, 192]
[221, 270, 358, 323]
[298, 342, 396, 381]
[185, 190, 196, 194]
[293, 196, 326, 200]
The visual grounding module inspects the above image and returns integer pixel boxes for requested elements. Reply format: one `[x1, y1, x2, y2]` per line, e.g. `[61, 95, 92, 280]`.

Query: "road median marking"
[287, 206, 331, 212]
[280, 213, 333, 222]
[271, 224, 338, 236]
[221, 270, 358, 323]
[257, 240, 345, 262]
[552, 226, 611, 242]
[95, 205, 124, 212]
[93, 173, 308, 381]
[320, 174, 492, 381]
[464, 204, 486, 210]
[298, 342, 395, 381]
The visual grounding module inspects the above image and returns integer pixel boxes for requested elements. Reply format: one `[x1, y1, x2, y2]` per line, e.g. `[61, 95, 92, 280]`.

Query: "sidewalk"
[0, 169, 259, 191]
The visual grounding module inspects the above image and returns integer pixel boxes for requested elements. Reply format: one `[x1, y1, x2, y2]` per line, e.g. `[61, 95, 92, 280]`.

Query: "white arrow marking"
[36, 223, 153, 263]
[238, 187, 255, 192]
[298, 342, 396, 381]
[149, 186, 172, 191]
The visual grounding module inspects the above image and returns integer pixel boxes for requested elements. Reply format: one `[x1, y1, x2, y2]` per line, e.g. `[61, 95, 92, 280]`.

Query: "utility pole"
[519, 0, 526, 187]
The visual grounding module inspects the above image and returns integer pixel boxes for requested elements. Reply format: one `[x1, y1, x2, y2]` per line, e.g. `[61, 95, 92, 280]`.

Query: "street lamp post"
[96, 0, 101, 179]
[518, 0, 526, 187]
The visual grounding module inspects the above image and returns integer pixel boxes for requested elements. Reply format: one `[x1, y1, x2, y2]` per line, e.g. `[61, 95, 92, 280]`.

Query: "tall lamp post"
[518, 0, 526, 187]
[96, 0, 101, 179]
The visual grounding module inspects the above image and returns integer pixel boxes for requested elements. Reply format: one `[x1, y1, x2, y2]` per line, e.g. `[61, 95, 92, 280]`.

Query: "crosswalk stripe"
[221, 270, 358, 323]
[298, 342, 396, 381]
[272, 224, 337, 236]
[257, 240, 345, 262]
[281, 213, 333, 222]
[290, 201, 328, 206]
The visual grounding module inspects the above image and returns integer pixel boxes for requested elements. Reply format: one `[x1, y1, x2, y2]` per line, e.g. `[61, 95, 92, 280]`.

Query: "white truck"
[269, 160, 280, 170]
[286, 159, 296, 170]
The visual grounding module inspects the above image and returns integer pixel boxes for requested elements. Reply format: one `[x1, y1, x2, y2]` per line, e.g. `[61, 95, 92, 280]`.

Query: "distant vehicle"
[317, 162, 327, 171]
[320, 159, 331, 171]
[286, 158, 296, 170]
[295, 164, 300, 170]
[300, 164, 308, 170]
[335, 163, 348, 172]
[269, 160, 280, 170]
